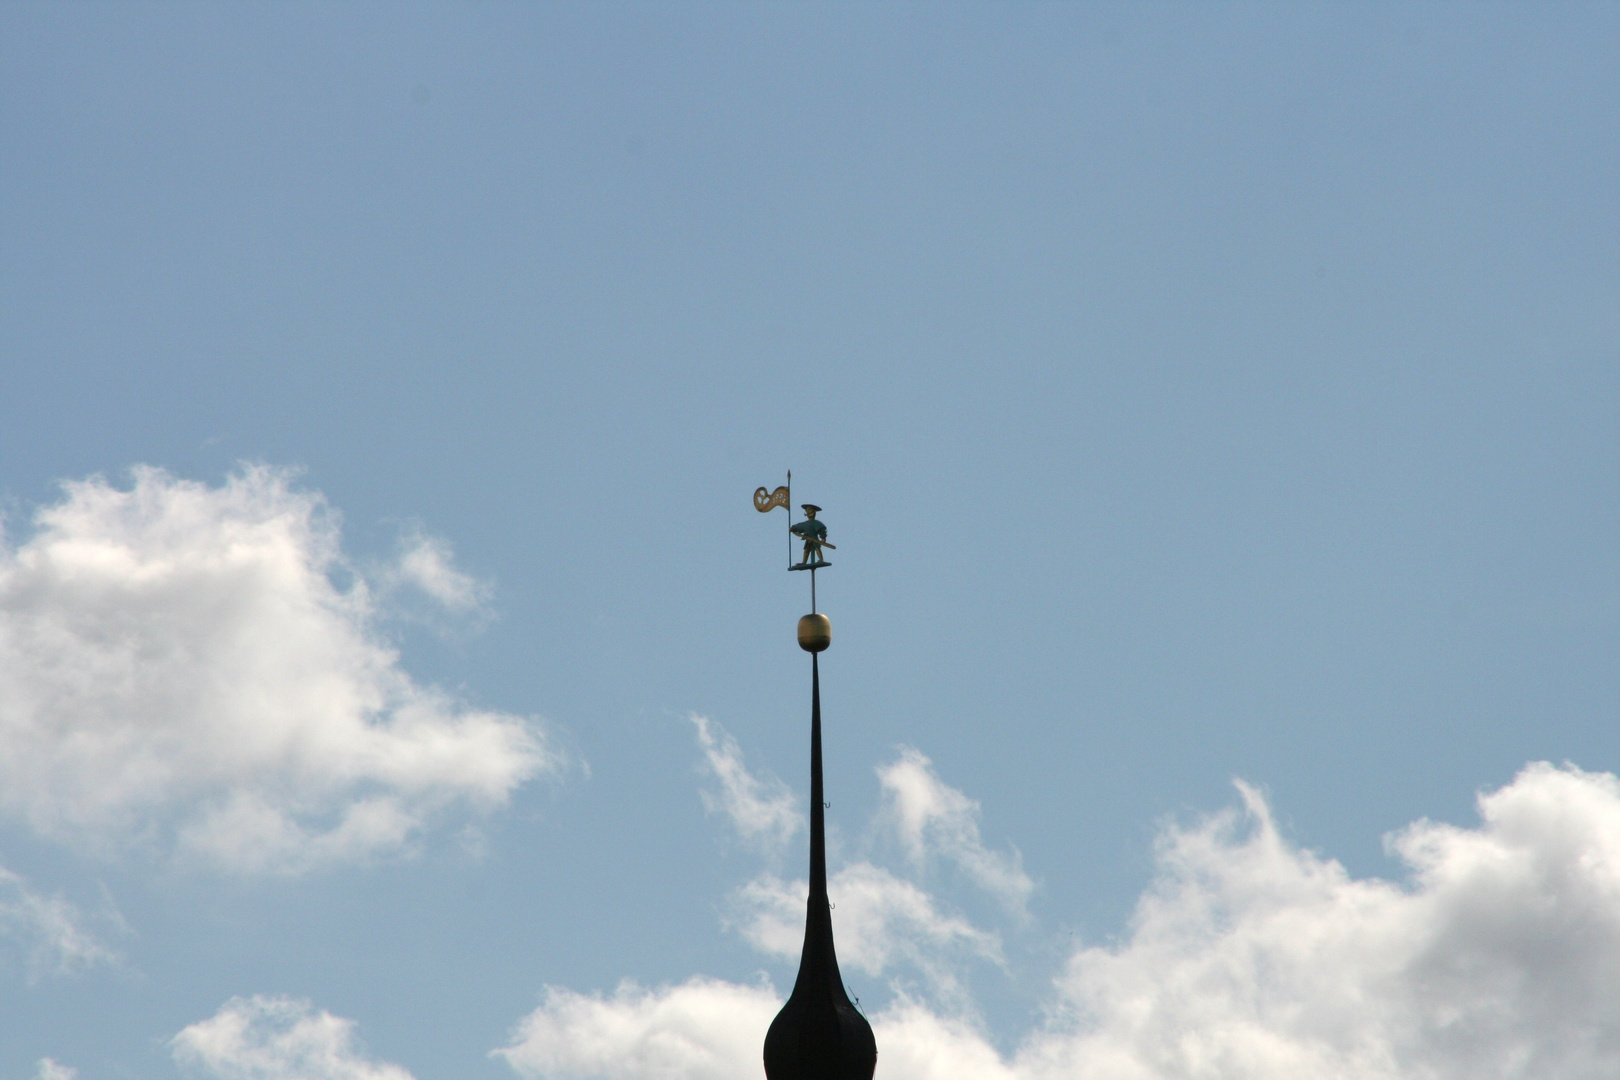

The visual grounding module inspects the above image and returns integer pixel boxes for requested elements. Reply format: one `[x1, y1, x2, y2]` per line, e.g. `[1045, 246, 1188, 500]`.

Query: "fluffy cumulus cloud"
[0, 864, 121, 980]
[495, 979, 780, 1079]
[172, 995, 416, 1080]
[500, 751, 1620, 1080]
[0, 466, 557, 873]
[1022, 764, 1620, 1080]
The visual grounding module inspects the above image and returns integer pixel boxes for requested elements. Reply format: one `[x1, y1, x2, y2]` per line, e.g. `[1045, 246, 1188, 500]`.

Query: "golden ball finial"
[797, 613, 831, 653]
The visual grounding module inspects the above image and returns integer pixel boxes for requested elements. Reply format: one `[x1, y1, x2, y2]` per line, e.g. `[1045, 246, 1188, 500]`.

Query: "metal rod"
[786, 469, 792, 570]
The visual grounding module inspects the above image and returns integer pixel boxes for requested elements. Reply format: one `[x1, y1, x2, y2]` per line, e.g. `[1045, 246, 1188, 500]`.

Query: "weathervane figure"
[790, 505, 834, 570]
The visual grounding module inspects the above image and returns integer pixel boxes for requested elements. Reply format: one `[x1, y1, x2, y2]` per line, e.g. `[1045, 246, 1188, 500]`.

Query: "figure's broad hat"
[801, 504, 821, 513]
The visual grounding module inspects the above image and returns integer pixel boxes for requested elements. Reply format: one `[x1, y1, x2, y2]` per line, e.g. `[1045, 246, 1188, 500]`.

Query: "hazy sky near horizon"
[2, 5, 1619, 1079]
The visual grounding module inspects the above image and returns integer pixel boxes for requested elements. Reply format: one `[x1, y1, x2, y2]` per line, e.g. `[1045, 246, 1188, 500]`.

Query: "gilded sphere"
[797, 613, 832, 653]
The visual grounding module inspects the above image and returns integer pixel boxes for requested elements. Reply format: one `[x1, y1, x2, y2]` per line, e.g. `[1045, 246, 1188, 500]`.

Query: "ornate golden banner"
[754, 485, 790, 512]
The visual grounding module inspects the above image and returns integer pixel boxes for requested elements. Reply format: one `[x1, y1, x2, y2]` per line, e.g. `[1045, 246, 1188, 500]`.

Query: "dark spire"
[762, 654, 878, 1080]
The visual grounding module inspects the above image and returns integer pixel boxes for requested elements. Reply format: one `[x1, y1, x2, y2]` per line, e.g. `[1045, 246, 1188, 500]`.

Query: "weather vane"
[754, 470, 837, 613]
[751, 472, 875, 1080]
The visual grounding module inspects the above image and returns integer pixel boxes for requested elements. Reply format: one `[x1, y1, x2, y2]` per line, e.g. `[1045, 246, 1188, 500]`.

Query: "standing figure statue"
[790, 504, 835, 569]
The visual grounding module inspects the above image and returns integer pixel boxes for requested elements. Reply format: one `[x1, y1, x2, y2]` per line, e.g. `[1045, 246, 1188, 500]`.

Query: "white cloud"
[33, 1059, 79, 1080]
[0, 864, 121, 980]
[390, 531, 489, 613]
[0, 465, 559, 873]
[496, 978, 780, 1080]
[878, 747, 1034, 915]
[375, 529, 494, 634]
[497, 761, 1620, 1080]
[691, 715, 799, 854]
[1023, 764, 1620, 1080]
[172, 995, 415, 1080]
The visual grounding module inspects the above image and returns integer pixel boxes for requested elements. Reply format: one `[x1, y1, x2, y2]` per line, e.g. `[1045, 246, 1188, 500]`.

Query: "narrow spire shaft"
[810, 653, 825, 898]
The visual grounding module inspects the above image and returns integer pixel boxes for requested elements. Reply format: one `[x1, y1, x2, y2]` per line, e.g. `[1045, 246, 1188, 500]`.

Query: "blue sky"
[2, 5, 1618, 1079]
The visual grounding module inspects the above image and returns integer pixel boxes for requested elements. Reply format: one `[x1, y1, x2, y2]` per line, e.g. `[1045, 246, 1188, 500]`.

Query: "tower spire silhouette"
[754, 488, 876, 1080]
